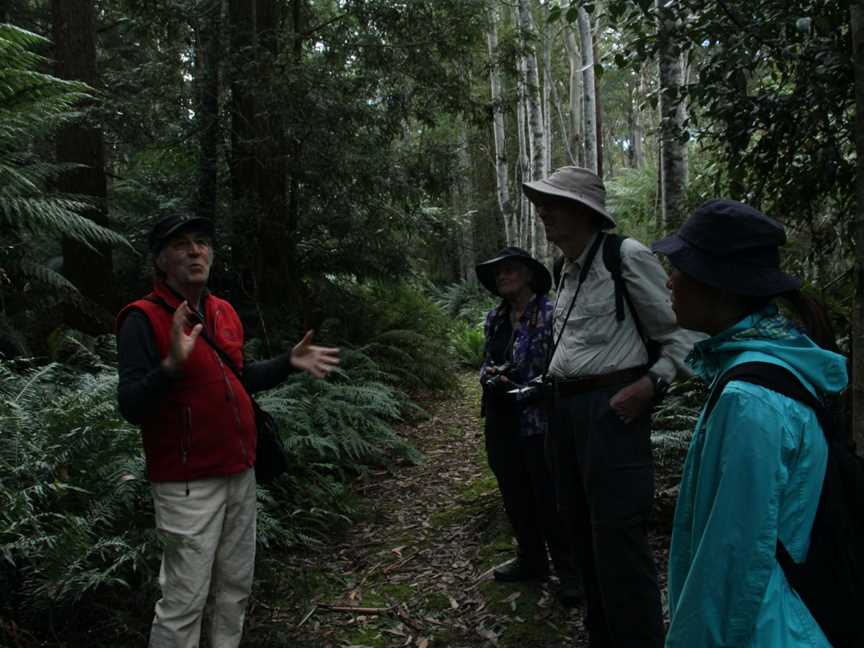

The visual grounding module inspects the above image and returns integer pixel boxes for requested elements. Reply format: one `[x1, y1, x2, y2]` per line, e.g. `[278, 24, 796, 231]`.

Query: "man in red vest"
[116, 213, 339, 648]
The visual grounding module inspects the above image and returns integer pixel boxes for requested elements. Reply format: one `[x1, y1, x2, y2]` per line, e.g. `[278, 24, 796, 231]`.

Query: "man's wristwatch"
[648, 371, 670, 401]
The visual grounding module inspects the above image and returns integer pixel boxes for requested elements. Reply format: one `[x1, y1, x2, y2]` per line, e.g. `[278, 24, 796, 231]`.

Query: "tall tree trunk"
[631, 66, 647, 169]
[594, 41, 604, 179]
[254, 0, 288, 305]
[562, 11, 582, 166]
[515, 21, 531, 251]
[656, 0, 689, 230]
[228, 0, 257, 249]
[850, 1, 864, 455]
[517, 0, 547, 263]
[52, 0, 113, 332]
[577, 6, 598, 174]
[542, 2, 553, 176]
[229, 0, 291, 307]
[486, 2, 514, 246]
[196, 0, 222, 222]
[455, 123, 475, 280]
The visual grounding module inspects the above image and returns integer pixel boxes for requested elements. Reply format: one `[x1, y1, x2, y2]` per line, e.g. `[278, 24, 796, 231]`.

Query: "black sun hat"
[148, 212, 215, 255]
[475, 247, 552, 296]
[651, 199, 802, 297]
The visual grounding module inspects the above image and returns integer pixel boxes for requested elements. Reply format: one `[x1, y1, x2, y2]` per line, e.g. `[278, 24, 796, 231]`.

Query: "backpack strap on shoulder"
[602, 233, 627, 323]
[703, 361, 826, 437]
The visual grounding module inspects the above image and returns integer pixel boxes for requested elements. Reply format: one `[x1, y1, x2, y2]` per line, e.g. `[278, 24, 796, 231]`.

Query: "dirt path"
[245, 372, 678, 648]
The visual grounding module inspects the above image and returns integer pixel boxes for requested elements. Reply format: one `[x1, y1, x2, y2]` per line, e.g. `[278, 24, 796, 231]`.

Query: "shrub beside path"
[246, 372, 676, 647]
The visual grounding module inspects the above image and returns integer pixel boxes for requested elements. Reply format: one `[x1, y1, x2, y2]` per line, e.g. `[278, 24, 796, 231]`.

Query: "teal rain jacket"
[666, 306, 848, 647]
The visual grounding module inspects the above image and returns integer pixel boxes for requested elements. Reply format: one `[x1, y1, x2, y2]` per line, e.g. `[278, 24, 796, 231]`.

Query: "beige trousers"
[148, 468, 256, 648]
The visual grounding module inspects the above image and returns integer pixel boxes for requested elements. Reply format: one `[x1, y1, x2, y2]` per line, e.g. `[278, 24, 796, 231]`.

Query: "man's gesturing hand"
[161, 301, 203, 375]
[290, 330, 340, 378]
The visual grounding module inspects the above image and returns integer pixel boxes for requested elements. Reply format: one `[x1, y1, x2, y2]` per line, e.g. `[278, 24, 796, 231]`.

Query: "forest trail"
[246, 372, 674, 648]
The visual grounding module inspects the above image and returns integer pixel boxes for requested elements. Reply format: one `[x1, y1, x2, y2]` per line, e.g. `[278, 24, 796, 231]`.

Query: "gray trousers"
[148, 468, 256, 648]
[546, 383, 664, 648]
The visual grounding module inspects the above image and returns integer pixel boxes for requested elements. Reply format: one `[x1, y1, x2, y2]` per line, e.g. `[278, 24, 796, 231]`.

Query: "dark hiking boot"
[493, 559, 549, 583]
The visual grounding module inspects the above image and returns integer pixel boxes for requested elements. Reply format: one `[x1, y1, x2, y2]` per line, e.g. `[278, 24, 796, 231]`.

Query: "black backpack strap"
[702, 361, 826, 437]
[701, 361, 829, 581]
[602, 234, 654, 353]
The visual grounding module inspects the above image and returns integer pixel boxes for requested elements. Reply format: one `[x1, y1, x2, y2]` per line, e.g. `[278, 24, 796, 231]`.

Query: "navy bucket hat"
[651, 199, 802, 297]
[475, 247, 552, 297]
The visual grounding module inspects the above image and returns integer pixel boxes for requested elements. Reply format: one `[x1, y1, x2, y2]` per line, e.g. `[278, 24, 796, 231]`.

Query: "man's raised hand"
[290, 330, 340, 378]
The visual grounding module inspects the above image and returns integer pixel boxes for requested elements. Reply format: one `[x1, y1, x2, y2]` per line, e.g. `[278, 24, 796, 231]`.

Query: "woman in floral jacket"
[476, 247, 580, 605]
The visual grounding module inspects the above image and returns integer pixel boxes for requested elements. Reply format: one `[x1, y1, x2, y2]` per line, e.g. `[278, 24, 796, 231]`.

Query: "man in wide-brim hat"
[523, 166, 699, 647]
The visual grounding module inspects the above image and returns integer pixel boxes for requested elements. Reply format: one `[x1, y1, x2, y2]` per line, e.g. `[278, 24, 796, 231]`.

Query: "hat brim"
[652, 234, 802, 297]
[522, 180, 616, 230]
[475, 254, 552, 297]
[152, 217, 215, 253]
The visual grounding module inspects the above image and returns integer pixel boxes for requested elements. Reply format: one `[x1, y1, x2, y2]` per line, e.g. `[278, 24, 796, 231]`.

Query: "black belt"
[550, 366, 648, 397]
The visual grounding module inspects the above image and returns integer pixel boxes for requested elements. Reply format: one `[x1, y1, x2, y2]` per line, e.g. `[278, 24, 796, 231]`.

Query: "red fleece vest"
[116, 284, 256, 482]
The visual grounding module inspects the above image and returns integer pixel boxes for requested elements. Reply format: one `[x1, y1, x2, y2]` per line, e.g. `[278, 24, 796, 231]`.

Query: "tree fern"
[0, 23, 129, 305]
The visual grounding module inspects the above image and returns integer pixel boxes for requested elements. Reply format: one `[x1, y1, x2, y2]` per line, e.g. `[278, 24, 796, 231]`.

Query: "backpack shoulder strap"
[602, 233, 626, 322]
[703, 361, 826, 437]
[602, 234, 654, 349]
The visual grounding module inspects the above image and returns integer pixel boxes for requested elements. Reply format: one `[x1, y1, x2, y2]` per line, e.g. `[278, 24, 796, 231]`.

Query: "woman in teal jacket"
[652, 200, 848, 647]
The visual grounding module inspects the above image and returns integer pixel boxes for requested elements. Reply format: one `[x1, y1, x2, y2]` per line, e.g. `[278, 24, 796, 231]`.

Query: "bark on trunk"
[228, 0, 291, 306]
[455, 123, 475, 280]
[562, 12, 582, 166]
[486, 2, 514, 245]
[577, 7, 597, 174]
[514, 9, 531, 252]
[542, 2, 553, 176]
[657, 0, 689, 230]
[850, 2, 864, 455]
[52, 0, 113, 332]
[517, 0, 547, 263]
[196, 0, 222, 222]
[632, 66, 647, 169]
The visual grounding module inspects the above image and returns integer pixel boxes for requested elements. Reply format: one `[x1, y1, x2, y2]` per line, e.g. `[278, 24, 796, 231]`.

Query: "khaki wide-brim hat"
[522, 166, 616, 229]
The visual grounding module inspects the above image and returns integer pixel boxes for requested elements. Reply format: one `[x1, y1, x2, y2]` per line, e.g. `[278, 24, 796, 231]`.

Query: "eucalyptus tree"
[516, 0, 548, 261]
[486, 1, 515, 246]
[655, 0, 688, 229]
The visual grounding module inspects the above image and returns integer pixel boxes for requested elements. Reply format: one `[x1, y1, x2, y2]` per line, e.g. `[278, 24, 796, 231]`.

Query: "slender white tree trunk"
[486, 2, 514, 245]
[851, 2, 864, 455]
[517, 0, 548, 263]
[657, 0, 689, 230]
[515, 51, 531, 251]
[577, 6, 598, 174]
[632, 65, 647, 169]
[562, 10, 582, 166]
[542, 1, 553, 176]
[454, 122, 475, 280]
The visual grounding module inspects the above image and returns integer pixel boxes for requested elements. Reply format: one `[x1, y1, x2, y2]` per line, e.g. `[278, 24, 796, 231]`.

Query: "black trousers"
[485, 399, 577, 581]
[546, 383, 664, 648]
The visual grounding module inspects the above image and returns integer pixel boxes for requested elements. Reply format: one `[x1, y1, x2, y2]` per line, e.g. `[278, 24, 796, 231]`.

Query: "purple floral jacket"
[479, 293, 554, 438]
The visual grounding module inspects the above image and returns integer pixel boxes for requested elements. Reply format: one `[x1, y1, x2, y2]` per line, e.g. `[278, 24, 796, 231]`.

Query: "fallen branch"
[297, 605, 317, 628]
[317, 604, 394, 615]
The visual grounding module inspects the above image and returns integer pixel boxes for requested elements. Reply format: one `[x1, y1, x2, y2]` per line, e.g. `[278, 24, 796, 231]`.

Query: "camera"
[485, 362, 517, 391]
[507, 375, 550, 406]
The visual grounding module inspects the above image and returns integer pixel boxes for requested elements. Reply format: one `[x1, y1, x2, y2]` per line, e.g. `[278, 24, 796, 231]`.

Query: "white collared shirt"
[548, 232, 703, 381]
